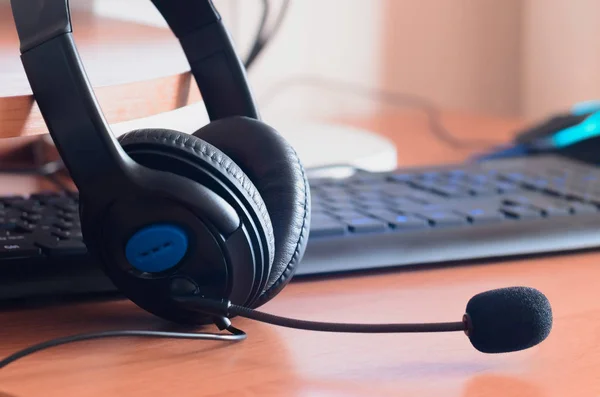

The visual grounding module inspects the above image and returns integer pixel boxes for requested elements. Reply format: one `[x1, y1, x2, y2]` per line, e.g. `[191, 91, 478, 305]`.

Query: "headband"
[10, 0, 258, 191]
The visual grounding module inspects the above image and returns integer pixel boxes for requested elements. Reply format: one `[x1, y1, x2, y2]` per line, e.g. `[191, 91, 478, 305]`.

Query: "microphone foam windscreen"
[465, 287, 552, 353]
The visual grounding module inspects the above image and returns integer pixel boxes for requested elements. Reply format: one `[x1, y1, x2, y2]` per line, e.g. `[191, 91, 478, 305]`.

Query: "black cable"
[258, 75, 504, 150]
[244, 0, 270, 69]
[267, 0, 291, 42]
[244, 0, 292, 69]
[229, 304, 465, 333]
[0, 324, 246, 370]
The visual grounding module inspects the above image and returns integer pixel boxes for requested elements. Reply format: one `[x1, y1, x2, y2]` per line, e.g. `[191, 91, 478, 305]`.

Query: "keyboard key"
[15, 221, 37, 233]
[510, 194, 576, 217]
[311, 221, 346, 237]
[69, 230, 84, 240]
[426, 183, 471, 198]
[363, 209, 414, 228]
[331, 209, 369, 220]
[13, 201, 44, 214]
[388, 214, 429, 230]
[58, 211, 76, 221]
[447, 169, 468, 177]
[35, 235, 87, 256]
[495, 181, 519, 193]
[22, 213, 42, 223]
[380, 184, 415, 197]
[404, 190, 441, 204]
[0, 219, 17, 230]
[387, 173, 416, 183]
[419, 171, 443, 179]
[542, 206, 572, 216]
[0, 234, 26, 242]
[37, 224, 53, 233]
[50, 199, 78, 213]
[0, 240, 41, 258]
[419, 211, 466, 227]
[58, 203, 78, 213]
[52, 229, 72, 240]
[469, 183, 500, 196]
[37, 216, 62, 226]
[467, 173, 492, 183]
[30, 192, 61, 202]
[570, 202, 599, 214]
[324, 202, 358, 212]
[54, 220, 74, 230]
[348, 174, 385, 184]
[352, 191, 383, 201]
[312, 212, 338, 221]
[503, 195, 532, 206]
[354, 199, 390, 211]
[348, 184, 381, 193]
[346, 217, 387, 233]
[501, 206, 542, 220]
[462, 208, 505, 224]
[1, 195, 24, 205]
[502, 172, 539, 185]
[380, 196, 418, 208]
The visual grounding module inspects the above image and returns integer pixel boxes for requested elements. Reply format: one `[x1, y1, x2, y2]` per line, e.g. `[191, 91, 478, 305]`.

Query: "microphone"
[465, 286, 553, 353]
[175, 286, 553, 354]
[0, 286, 552, 369]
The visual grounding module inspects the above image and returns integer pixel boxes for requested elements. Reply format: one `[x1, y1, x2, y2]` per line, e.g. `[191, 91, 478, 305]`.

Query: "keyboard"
[2, 154, 600, 301]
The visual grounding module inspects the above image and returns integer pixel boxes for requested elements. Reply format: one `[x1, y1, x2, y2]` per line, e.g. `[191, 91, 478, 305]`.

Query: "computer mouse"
[475, 100, 600, 165]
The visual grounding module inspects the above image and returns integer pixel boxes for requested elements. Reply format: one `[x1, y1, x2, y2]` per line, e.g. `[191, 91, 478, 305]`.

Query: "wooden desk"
[0, 4, 198, 139]
[0, 111, 598, 396]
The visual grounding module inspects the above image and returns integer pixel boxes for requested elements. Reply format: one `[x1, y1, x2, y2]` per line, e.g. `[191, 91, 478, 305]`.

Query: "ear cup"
[194, 116, 310, 306]
[117, 128, 275, 304]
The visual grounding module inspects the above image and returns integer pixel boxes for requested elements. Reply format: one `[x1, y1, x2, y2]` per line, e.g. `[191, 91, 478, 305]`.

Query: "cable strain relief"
[213, 316, 232, 331]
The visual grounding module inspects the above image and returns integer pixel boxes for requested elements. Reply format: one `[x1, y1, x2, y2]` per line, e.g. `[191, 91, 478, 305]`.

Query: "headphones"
[10, 0, 311, 325]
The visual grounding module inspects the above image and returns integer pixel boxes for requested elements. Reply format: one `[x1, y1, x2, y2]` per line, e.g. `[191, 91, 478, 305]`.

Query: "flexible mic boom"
[176, 286, 553, 354]
[0, 286, 552, 369]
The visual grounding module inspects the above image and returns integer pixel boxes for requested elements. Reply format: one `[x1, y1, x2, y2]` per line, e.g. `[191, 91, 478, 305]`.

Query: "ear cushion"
[117, 128, 275, 280]
[194, 117, 310, 306]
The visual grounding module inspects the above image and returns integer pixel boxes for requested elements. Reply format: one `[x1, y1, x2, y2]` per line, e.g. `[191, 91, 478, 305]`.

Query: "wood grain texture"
[0, 3, 201, 138]
[0, 112, 598, 396]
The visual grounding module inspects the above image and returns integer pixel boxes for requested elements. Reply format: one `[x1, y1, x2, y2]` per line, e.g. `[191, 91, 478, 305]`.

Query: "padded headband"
[10, 0, 258, 193]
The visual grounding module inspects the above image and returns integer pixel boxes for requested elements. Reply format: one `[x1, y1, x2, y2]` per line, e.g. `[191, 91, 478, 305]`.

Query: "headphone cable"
[0, 318, 246, 370]
[245, 0, 292, 69]
[258, 75, 504, 150]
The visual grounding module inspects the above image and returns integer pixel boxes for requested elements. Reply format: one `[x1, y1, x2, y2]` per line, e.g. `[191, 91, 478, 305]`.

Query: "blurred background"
[68, 0, 600, 123]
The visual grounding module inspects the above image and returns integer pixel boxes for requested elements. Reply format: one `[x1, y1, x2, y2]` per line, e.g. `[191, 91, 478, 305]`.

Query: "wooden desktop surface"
[0, 110, 598, 396]
[0, 4, 199, 139]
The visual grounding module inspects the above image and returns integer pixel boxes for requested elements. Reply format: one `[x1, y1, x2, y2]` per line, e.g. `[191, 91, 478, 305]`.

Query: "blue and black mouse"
[476, 100, 600, 165]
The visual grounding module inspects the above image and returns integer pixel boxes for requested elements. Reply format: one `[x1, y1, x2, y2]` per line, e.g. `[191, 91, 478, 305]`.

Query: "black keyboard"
[3, 154, 600, 301]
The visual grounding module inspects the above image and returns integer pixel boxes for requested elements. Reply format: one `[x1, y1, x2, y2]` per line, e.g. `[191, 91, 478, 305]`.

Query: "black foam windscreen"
[465, 287, 552, 353]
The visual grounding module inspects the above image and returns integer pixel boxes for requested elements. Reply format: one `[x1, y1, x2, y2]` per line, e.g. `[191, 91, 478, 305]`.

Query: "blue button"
[125, 224, 188, 273]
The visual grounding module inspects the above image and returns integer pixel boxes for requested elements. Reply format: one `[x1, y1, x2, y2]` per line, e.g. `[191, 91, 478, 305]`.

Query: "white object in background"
[265, 118, 397, 173]
[108, 104, 397, 172]
[81, 102, 398, 174]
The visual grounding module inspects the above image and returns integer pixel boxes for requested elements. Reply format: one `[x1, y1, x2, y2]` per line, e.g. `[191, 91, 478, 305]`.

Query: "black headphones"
[10, 0, 311, 325]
